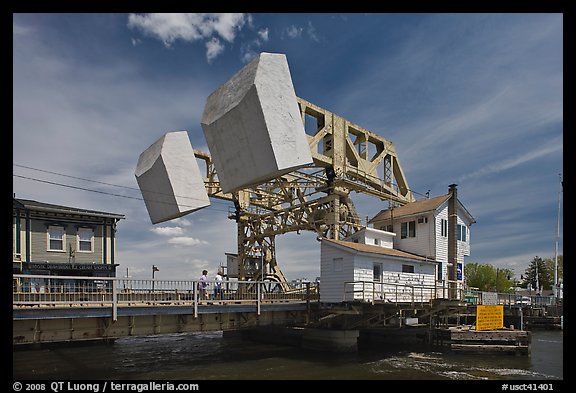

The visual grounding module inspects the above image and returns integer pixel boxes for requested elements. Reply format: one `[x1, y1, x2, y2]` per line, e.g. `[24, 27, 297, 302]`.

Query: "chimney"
[448, 184, 458, 299]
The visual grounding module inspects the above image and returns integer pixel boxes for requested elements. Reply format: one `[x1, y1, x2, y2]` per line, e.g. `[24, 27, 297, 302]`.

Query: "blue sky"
[13, 13, 563, 281]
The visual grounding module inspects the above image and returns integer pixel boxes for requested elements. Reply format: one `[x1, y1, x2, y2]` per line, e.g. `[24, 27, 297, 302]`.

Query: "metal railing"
[13, 274, 318, 320]
[463, 289, 560, 307]
[342, 280, 465, 305]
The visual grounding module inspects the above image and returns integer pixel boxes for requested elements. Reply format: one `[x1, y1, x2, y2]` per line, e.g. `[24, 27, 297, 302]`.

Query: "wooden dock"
[433, 326, 531, 355]
[524, 315, 562, 330]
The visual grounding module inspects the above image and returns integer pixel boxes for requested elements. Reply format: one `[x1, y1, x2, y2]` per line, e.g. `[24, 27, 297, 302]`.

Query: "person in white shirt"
[198, 269, 208, 300]
[214, 270, 224, 300]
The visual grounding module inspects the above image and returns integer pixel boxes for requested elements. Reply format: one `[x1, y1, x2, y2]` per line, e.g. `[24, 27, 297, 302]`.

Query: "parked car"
[517, 296, 532, 306]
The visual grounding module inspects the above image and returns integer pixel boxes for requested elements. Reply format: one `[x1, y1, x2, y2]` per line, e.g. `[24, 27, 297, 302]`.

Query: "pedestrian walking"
[198, 269, 208, 300]
[214, 270, 224, 300]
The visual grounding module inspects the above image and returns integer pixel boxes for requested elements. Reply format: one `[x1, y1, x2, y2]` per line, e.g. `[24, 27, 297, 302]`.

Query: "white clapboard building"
[320, 185, 475, 303]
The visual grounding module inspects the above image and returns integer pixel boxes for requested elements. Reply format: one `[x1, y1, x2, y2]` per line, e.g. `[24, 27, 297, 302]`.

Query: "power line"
[14, 164, 138, 192]
[13, 163, 437, 212]
[13, 174, 232, 213]
[13, 163, 231, 207]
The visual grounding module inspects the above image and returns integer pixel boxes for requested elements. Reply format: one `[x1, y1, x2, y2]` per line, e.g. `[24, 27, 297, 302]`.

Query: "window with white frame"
[401, 221, 416, 239]
[457, 224, 467, 242]
[373, 263, 382, 281]
[48, 226, 65, 251]
[78, 227, 94, 252]
[441, 219, 448, 237]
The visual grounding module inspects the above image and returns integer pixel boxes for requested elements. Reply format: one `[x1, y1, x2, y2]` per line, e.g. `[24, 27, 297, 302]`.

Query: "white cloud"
[210, 13, 247, 42]
[239, 26, 270, 64]
[285, 25, 303, 39]
[150, 227, 185, 236]
[283, 23, 319, 42]
[13, 23, 34, 37]
[127, 13, 248, 61]
[240, 47, 257, 63]
[205, 37, 224, 63]
[457, 138, 562, 183]
[306, 21, 319, 42]
[168, 237, 209, 246]
[171, 217, 192, 227]
[258, 28, 269, 41]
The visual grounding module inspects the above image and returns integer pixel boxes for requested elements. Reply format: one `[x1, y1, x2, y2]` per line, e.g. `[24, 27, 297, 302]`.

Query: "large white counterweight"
[135, 131, 210, 224]
[201, 52, 313, 194]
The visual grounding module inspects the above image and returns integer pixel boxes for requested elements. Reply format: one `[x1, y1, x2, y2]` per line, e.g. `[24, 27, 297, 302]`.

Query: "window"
[401, 221, 416, 239]
[333, 258, 343, 272]
[374, 238, 380, 246]
[373, 263, 382, 281]
[402, 264, 415, 273]
[78, 228, 94, 252]
[458, 224, 467, 242]
[441, 219, 448, 237]
[48, 226, 65, 251]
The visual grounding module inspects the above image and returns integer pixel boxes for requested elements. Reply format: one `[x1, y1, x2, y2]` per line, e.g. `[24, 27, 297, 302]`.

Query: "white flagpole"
[554, 173, 562, 298]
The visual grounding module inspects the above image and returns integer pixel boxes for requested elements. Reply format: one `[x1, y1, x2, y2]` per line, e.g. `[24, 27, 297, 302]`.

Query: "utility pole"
[124, 267, 131, 291]
[535, 262, 540, 295]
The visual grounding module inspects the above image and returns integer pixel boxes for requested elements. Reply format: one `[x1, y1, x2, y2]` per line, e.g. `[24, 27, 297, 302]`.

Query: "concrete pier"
[301, 329, 359, 352]
[230, 326, 360, 352]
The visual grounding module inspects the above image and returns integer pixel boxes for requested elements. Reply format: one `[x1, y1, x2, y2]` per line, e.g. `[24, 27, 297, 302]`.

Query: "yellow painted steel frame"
[194, 97, 414, 290]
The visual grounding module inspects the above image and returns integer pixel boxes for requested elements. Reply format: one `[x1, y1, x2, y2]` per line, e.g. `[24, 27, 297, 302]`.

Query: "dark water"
[13, 329, 562, 381]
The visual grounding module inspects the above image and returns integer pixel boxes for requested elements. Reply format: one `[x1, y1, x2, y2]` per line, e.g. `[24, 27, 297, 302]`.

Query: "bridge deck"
[13, 301, 308, 320]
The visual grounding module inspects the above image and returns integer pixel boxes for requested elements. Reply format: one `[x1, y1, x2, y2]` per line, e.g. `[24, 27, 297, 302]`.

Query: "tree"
[522, 256, 553, 292]
[464, 262, 492, 291]
[464, 262, 514, 293]
[495, 267, 514, 293]
[544, 255, 563, 287]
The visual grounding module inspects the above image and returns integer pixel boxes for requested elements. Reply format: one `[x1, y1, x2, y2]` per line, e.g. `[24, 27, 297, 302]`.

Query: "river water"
[13, 329, 562, 381]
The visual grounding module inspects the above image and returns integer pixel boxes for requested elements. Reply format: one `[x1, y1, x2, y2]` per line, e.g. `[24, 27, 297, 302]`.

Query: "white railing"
[13, 274, 318, 320]
[342, 280, 465, 305]
[463, 289, 559, 307]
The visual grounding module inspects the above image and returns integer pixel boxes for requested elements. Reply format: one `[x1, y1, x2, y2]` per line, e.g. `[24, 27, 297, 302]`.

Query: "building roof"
[369, 193, 475, 224]
[13, 198, 125, 220]
[322, 238, 434, 263]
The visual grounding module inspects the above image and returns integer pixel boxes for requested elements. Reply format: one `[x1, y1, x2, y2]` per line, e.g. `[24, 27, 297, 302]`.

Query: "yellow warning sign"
[476, 305, 504, 331]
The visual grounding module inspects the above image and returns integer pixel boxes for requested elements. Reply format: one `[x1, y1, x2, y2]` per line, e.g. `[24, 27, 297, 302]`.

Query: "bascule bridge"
[135, 52, 415, 291]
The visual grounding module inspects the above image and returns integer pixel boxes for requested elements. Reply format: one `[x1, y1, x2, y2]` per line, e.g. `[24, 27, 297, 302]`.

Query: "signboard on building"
[457, 263, 463, 280]
[476, 305, 504, 331]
